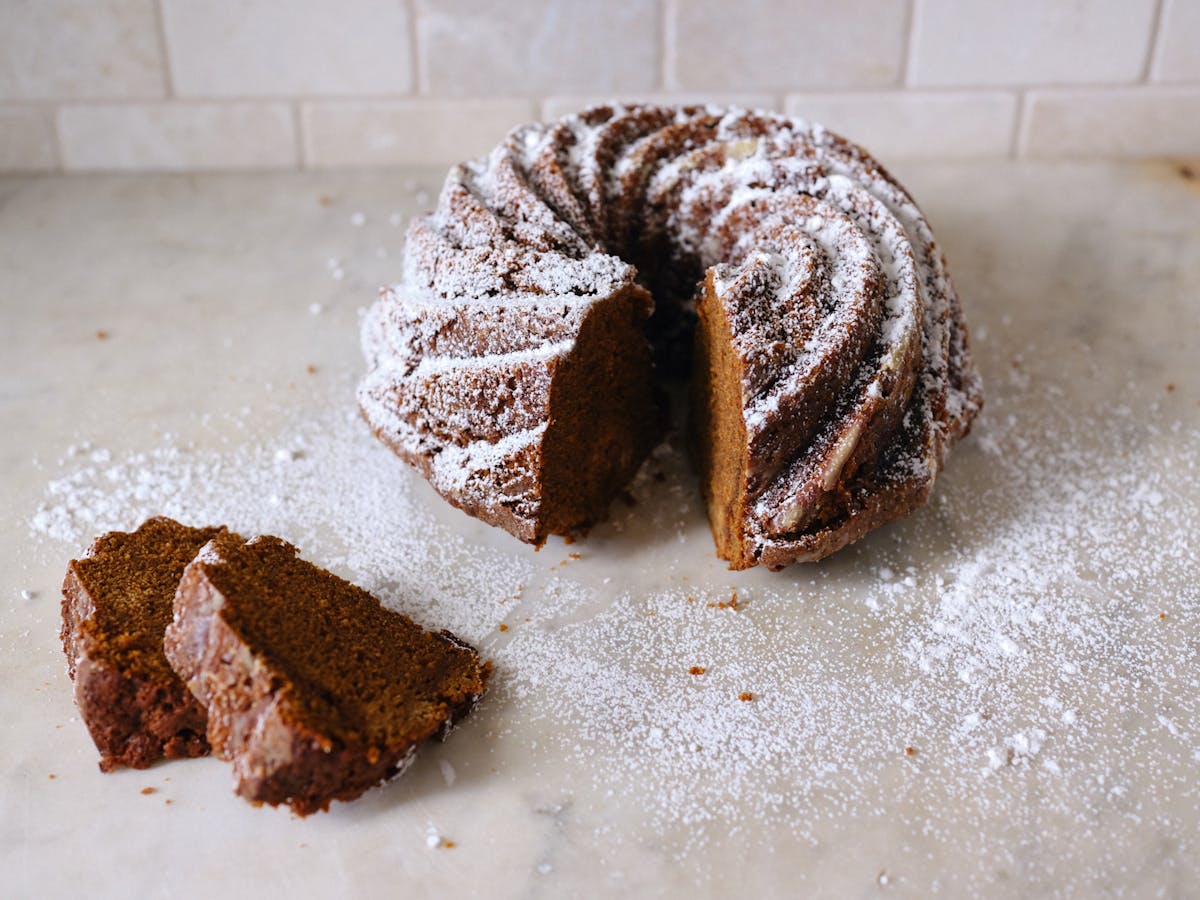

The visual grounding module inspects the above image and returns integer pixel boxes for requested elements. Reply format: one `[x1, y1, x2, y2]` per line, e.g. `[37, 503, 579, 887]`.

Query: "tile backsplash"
[1, 0, 1197, 172]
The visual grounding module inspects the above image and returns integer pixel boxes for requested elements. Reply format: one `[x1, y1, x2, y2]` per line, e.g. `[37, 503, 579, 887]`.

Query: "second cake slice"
[164, 532, 489, 815]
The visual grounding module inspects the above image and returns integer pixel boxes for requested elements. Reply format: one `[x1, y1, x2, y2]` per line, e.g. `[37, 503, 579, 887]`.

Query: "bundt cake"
[359, 104, 983, 570]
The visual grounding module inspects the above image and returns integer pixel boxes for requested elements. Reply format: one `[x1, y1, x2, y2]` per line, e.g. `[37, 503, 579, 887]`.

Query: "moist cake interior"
[66, 518, 224, 681]
[539, 283, 660, 541]
[200, 534, 484, 746]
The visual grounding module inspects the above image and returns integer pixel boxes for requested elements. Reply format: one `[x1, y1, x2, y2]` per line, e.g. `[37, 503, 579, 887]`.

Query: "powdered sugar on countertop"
[28, 352, 1200, 878]
[29, 400, 533, 644]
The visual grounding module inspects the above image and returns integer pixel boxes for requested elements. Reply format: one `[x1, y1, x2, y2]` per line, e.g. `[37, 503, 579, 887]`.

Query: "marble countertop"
[2, 160, 1197, 899]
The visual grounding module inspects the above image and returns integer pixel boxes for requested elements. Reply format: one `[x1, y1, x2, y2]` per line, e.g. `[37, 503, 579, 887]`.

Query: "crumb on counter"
[707, 591, 741, 611]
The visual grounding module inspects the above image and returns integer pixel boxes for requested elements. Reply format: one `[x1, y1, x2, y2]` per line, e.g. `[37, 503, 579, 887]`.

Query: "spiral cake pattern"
[359, 104, 982, 569]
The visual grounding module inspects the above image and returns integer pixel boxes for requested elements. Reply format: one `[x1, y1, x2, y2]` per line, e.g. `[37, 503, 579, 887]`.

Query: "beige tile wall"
[0, 0, 1196, 171]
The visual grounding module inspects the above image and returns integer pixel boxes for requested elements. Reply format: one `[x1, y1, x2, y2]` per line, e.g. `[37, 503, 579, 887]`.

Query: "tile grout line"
[1011, 89, 1031, 159]
[152, 0, 176, 99]
[1141, 0, 1168, 83]
[900, 0, 918, 87]
[48, 103, 64, 173]
[26, 95, 584, 108]
[406, 0, 424, 96]
[292, 102, 306, 170]
[660, 0, 676, 92]
[30, 83, 1200, 110]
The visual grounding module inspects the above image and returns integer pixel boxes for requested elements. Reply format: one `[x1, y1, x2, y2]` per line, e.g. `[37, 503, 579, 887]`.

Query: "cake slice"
[164, 532, 490, 815]
[60, 517, 223, 771]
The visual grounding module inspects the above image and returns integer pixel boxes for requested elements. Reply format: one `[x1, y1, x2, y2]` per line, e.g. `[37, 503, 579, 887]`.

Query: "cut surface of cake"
[60, 517, 222, 771]
[360, 104, 983, 569]
[164, 532, 490, 815]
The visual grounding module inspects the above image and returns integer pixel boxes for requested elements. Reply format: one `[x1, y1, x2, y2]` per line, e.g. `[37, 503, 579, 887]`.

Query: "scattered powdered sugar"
[30, 397, 532, 645]
[477, 381, 1196, 887]
[28, 353, 1199, 885]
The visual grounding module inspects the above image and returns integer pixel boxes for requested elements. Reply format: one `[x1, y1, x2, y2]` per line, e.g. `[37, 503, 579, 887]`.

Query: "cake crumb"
[738, 692, 754, 702]
[905, 747, 917, 756]
[48, 773, 55, 779]
[306, 364, 318, 375]
[141, 787, 157, 795]
[95, 329, 109, 340]
[1167, 383, 1177, 393]
[707, 593, 741, 611]
[689, 666, 706, 676]
[499, 623, 509, 632]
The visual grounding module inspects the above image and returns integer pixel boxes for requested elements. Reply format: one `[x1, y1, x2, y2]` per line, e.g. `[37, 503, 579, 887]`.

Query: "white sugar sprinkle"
[25, 358, 1199, 888]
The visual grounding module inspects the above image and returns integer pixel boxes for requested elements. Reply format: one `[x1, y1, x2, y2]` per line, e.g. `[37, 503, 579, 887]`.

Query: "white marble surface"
[1, 160, 1198, 898]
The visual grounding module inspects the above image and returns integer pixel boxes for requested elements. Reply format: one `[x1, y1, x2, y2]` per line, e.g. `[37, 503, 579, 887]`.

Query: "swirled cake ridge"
[358, 104, 982, 569]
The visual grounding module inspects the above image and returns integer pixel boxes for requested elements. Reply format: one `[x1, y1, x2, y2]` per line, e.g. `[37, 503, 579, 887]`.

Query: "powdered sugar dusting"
[360, 104, 981, 567]
[28, 350, 1200, 888]
[30, 401, 533, 645]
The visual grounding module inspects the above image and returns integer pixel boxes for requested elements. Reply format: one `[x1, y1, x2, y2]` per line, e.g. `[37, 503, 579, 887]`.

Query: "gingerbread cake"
[60, 517, 222, 771]
[163, 532, 490, 815]
[359, 104, 983, 569]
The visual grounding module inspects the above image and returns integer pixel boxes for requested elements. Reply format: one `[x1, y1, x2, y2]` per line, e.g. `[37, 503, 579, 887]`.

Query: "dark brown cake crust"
[360, 281, 660, 546]
[164, 533, 490, 815]
[60, 517, 221, 771]
[359, 104, 983, 569]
